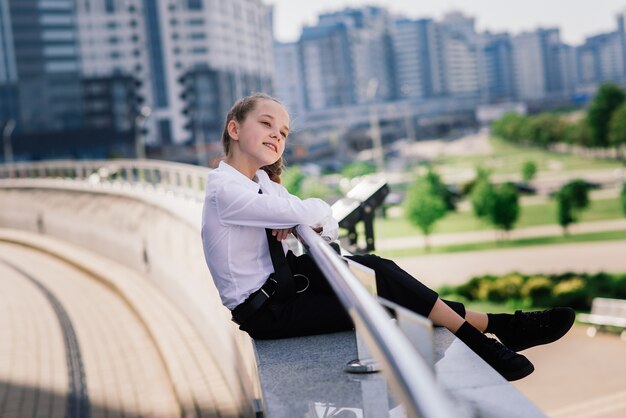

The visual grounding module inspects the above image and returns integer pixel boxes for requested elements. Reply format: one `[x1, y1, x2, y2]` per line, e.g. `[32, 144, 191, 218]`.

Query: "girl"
[201, 93, 575, 382]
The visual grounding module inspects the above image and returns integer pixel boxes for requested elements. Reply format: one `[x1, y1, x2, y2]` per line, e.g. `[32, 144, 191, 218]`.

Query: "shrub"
[437, 272, 626, 311]
[521, 276, 553, 306]
[551, 277, 588, 309]
[478, 274, 524, 303]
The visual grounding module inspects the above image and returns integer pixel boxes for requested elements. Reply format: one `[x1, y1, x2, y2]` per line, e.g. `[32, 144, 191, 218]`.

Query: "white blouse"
[201, 161, 339, 310]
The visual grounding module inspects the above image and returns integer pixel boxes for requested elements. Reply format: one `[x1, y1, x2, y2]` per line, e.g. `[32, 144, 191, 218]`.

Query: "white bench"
[578, 297, 626, 341]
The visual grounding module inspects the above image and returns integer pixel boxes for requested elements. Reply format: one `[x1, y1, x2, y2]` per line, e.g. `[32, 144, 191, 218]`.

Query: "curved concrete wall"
[0, 187, 260, 416]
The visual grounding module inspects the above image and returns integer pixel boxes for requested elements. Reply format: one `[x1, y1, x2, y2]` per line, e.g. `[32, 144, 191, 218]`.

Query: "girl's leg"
[427, 299, 464, 332]
[465, 310, 488, 333]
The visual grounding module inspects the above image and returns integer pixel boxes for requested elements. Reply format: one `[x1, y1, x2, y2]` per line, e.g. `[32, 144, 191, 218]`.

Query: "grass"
[432, 137, 623, 177]
[373, 229, 626, 259]
[372, 197, 624, 239]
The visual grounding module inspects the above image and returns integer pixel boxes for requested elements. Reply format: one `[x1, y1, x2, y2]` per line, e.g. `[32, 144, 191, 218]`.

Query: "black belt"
[231, 276, 279, 326]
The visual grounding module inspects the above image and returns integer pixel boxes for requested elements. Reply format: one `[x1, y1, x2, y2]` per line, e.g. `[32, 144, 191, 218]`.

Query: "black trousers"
[240, 252, 466, 340]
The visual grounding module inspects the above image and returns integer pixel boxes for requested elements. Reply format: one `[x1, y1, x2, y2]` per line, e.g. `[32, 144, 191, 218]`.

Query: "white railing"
[0, 159, 209, 202]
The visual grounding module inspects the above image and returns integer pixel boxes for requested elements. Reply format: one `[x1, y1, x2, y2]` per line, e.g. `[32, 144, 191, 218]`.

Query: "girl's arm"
[215, 181, 332, 230]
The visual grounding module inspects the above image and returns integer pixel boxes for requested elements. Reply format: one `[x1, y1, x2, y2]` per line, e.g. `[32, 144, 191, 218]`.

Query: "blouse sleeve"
[318, 215, 339, 242]
[214, 181, 332, 229]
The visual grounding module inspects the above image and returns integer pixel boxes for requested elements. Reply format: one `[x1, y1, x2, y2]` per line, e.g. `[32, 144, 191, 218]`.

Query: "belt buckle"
[266, 277, 278, 297]
[294, 274, 309, 293]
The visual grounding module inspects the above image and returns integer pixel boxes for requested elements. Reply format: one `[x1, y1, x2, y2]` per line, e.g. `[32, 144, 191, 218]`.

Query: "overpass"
[0, 160, 545, 417]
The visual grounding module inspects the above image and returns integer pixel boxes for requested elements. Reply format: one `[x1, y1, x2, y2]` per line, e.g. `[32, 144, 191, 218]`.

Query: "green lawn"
[374, 230, 626, 259]
[433, 137, 623, 176]
[372, 197, 624, 239]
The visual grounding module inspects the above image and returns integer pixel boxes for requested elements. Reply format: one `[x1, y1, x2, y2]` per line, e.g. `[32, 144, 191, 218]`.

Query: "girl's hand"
[271, 228, 293, 241]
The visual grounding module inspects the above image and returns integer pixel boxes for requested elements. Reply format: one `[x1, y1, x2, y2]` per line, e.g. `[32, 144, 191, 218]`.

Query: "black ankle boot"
[456, 322, 534, 381]
[494, 307, 575, 352]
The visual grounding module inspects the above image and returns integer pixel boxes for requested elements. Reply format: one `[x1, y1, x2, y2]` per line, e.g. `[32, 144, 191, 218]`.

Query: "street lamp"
[2, 119, 16, 164]
[193, 108, 207, 167]
[366, 78, 384, 173]
[134, 106, 151, 159]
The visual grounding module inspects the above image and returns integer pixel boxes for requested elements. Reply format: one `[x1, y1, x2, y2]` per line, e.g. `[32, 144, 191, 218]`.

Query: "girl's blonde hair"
[221, 93, 287, 183]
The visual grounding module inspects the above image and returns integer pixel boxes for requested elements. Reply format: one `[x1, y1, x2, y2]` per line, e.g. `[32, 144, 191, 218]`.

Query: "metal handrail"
[296, 225, 460, 418]
[0, 159, 461, 417]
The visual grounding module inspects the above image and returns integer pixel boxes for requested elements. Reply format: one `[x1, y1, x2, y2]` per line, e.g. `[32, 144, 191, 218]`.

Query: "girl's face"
[228, 99, 290, 170]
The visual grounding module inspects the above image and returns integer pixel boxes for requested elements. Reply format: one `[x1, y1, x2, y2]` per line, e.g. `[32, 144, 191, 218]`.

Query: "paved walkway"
[376, 219, 626, 251]
[394, 240, 626, 287]
[0, 242, 180, 417]
[0, 233, 238, 418]
[513, 325, 626, 418]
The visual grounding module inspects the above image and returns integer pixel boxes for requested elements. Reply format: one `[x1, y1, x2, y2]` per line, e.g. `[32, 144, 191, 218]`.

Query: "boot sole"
[502, 362, 535, 381]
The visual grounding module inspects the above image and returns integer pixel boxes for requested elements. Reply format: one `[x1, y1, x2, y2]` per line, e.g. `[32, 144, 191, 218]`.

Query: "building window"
[37, 1, 72, 10]
[158, 119, 172, 144]
[44, 60, 79, 73]
[143, 0, 168, 107]
[105, 0, 115, 13]
[188, 18, 204, 26]
[188, 0, 203, 10]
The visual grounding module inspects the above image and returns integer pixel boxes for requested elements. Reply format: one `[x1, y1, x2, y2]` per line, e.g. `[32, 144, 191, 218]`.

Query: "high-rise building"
[576, 31, 625, 87]
[273, 41, 306, 119]
[295, 6, 396, 111]
[556, 44, 577, 98]
[439, 12, 480, 98]
[478, 32, 515, 102]
[392, 18, 444, 99]
[392, 12, 480, 101]
[3, 0, 84, 134]
[299, 22, 354, 111]
[619, 10, 626, 81]
[75, 0, 274, 146]
[0, 0, 275, 161]
[511, 28, 565, 101]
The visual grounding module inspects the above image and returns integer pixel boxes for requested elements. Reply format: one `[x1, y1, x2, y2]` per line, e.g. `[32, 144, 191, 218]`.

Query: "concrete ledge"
[254, 328, 546, 417]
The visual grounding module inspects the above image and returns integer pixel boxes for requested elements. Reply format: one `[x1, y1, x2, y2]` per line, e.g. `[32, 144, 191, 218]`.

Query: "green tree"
[521, 160, 537, 183]
[341, 161, 376, 179]
[300, 177, 332, 199]
[608, 103, 626, 156]
[556, 180, 591, 234]
[587, 83, 626, 148]
[563, 119, 593, 147]
[564, 179, 590, 210]
[423, 169, 456, 211]
[523, 113, 564, 148]
[471, 178, 496, 220]
[404, 175, 447, 248]
[557, 188, 576, 234]
[488, 183, 520, 235]
[621, 182, 626, 217]
[282, 165, 305, 197]
[491, 112, 527, 142]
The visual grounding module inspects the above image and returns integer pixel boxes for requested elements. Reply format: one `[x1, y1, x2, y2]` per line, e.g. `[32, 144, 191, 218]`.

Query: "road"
[393, 240, 626, 288]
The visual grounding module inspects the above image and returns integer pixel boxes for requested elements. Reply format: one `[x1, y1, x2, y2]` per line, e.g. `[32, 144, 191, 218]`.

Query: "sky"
[265, 0, 626, 46]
